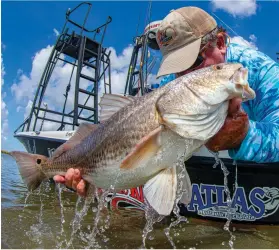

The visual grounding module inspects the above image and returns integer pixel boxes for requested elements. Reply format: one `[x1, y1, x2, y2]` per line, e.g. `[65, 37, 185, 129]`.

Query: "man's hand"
[53, 168, 87, 197]
[205, 98, 249, 152]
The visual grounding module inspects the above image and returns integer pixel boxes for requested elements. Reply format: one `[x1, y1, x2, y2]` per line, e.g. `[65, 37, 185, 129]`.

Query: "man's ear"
[217, 33, 227, 55]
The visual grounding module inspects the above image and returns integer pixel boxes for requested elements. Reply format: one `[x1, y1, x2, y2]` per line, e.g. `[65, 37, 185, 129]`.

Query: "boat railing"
[63, 2, 112, 45]
[14, 116, 30, 134]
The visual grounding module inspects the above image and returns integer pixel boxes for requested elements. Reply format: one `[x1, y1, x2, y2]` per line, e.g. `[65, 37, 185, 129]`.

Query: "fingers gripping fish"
[9, 63, 255, 216]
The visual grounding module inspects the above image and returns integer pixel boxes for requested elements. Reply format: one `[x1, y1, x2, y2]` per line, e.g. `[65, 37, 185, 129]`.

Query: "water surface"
[2, 153, 279, 249]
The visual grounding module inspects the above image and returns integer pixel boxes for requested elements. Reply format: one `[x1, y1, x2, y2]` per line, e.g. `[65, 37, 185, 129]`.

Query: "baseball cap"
[156, 7, 217, 78]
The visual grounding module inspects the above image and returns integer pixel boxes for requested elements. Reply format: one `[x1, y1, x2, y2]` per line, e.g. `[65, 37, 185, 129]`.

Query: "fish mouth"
[230, 67, 256, 101]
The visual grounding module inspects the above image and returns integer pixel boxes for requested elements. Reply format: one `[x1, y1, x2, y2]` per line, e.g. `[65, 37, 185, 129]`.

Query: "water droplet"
[148, 235, 154, 241]
[105, 196, 111, 202]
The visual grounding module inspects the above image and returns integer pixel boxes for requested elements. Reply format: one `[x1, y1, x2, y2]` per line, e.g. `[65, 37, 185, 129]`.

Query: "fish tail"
[10, 151, 48, 191]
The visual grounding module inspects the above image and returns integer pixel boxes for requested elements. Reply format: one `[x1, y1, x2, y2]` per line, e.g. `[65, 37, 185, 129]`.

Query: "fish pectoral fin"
[99, 93, 135, 123]
[52, 123, 98, 159]
[120, 126, 162, 170]
[143, 166, 177, 216]
[179, 167, 192, 205]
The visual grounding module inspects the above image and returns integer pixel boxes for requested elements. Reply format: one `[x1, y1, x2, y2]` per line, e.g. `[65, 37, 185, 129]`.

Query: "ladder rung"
[78, 104, 96, 112]
[85, 48, 98, 56]
[133, 71, 139, 75]
[57, 57, 76, 66]
[80, 73, 96, 82]
[83, 61, 97, 69]
[78, 116, 95, 123]
[79, 88, 96, 96]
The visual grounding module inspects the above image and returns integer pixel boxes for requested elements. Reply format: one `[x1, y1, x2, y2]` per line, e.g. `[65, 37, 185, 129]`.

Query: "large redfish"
[10, 63, 255, 215]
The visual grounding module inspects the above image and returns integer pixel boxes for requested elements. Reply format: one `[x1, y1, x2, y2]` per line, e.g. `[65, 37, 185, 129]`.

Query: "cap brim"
[157, 38, 202, 78]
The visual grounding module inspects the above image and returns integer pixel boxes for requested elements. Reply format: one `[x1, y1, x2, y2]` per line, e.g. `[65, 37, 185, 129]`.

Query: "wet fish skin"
[10, 63, 255, 215]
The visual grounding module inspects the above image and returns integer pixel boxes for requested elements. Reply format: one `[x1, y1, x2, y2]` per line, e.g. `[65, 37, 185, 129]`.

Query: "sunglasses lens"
[189, 55, 204, 70]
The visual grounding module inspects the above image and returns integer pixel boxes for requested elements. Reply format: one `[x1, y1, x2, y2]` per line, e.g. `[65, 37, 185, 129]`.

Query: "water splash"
[86, 189, 110, 248]
[66, 197, 85, 248]
[85, 171, 122, 248]
[24, 192, 31, 207]
[66, 184, 100, 248]
[38, 188, 44, 226]
[209, 150, 236, 249]
[141, 202, 165, 248]
[164, 158, 189, 249]
[233, 160, 238, 191]
[25, 186, 44, 246]
[56, 183, 66, 249]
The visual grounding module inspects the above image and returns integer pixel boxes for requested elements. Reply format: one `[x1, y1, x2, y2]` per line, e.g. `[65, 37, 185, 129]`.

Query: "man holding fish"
[54, 6, 279, 197]
[10, 7, 278, 215]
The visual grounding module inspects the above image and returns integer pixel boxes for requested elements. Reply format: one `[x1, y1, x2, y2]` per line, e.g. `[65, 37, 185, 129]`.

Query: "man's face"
[177, 34, 227, 76]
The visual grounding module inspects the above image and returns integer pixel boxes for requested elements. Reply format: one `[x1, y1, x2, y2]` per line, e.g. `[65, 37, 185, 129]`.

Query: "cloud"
[2, 43, 6, 51]
[104, 45, 158, 95]
[1, 99, 9, 141]
[1, 55, 5, 86]
[211, 0, 257, 17]
[249, 34, 257, 43]
[53, 28, 60, 37]
[102, 45, 134, 95]
[11, 44, 158, 132]
[1, 55, 9, 141]
[230, 34, 258, 50]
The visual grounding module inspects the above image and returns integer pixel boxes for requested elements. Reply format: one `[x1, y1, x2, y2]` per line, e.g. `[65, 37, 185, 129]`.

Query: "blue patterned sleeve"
[229, 63, 279, 163]
[159, 74, 176, 87]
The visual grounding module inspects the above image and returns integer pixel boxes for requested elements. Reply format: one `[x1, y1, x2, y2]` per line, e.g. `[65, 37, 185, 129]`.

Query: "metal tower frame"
[15, 2, 112, 133]
[124, 31, 158, 97]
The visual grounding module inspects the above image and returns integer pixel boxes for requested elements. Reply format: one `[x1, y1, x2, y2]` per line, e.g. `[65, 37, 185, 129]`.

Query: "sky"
[1, 0, 279, 152]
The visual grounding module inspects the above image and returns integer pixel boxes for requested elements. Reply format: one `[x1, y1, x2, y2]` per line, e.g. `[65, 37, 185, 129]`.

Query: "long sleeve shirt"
[159, 43, 279, 163]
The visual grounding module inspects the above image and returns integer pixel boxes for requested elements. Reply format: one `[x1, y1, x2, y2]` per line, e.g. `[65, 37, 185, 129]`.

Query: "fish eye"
[212, 65, 223, 70]
[37, 159, 41, 164]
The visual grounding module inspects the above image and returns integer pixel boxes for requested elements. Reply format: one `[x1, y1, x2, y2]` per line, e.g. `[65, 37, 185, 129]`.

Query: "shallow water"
[2, 153, 279, 249]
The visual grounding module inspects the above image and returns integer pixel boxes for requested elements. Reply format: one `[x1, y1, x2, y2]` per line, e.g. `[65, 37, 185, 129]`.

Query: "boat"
[14, 2, 279, 225]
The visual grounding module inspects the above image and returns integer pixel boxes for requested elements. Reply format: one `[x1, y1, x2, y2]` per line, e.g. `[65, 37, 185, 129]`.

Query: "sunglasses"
[187, 40, 217, 70]
[187, 32, 231, 71]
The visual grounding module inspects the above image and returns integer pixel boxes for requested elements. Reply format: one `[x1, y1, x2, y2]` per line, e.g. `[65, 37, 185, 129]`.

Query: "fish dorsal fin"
[52, 123, 98, 160]
[99, 93, 135, 123]
[143, 166, 177, 215]
[120, 126, 162, 170]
